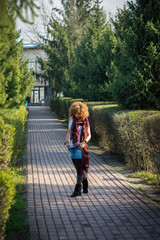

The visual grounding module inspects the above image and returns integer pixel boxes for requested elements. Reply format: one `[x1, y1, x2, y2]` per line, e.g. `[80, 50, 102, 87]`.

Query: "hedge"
[50, 97, 160, 175]
[0, 169, 16, 240]
[50, 97, 84, 119]
[113, 111, 160, 172]
[0, 106, 26, 166]
[0, 105, 27, 240]
[0, 120, 15, 170]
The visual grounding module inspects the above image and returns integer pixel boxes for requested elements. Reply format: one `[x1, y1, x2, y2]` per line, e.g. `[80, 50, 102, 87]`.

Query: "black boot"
[71, 184, 81, 197]
[82, 179, 88, 193]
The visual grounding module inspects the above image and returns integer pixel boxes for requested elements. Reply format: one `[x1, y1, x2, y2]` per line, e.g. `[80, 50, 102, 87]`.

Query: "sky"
[16, 0, 127, 43]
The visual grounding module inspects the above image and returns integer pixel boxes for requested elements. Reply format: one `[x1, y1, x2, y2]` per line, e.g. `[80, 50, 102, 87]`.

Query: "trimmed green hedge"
[0, 120, 15, 170]
[0, 106, 27, 240]
[0, 106, 26, 167]
[0, 169, 16, 240]
[50, 97, 84, 119]
[113, 111, 160, 171]
[50, 97, 160, 174]
[87, 103, 122, 153]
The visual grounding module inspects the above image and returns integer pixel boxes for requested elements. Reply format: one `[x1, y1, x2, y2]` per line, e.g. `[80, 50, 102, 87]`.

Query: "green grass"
[133, 171, 159, 185]
[14, 167, 25, 183]
[6, 214, 27, 232]
[138, 187, 143, 191]
[12, 184, 26, 210]
[5, 184, 28, 239]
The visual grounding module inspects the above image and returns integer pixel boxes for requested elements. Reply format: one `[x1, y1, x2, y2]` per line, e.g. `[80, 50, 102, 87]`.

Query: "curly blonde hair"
[69, 101, 89, 120]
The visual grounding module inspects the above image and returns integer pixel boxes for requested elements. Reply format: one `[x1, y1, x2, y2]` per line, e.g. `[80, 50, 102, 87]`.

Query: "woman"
[64, 101, 91, 197]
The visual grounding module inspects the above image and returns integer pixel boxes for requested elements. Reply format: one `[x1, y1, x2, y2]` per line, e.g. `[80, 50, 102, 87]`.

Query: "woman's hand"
[65, 129, 70, 149]
[64, 140, 69, 149]
[79, 141, 85, 148]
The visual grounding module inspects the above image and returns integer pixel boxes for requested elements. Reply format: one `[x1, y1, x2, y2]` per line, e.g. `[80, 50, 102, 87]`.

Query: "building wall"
[23, 47, 47, 80]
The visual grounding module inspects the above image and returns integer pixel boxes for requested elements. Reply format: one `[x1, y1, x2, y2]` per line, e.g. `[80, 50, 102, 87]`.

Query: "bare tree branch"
[25, 0, 55, 43]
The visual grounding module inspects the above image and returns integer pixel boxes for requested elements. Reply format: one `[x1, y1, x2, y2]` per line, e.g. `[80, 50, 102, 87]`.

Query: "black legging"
[72, 158, 89, 184]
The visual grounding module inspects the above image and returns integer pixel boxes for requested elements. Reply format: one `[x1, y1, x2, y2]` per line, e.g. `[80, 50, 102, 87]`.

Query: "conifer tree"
[38, 19, 75, 96]
[19, 55, 35, 103]
[0, 18, 34, 107]
[61, 0, 93, 47]
[68, 0, 116, 100]
[110, 0, 160, 109]
[0, 0, 37, 107]
[0, 0, 39, 28]
[38, 0, 94, 96]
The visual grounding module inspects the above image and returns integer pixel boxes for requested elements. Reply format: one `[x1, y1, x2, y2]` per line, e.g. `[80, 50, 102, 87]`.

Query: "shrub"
[0, 106, 27, 166]
[50, 97, 83, 119]
[0, 121, 15, 170]
[0, 169, 16, 240]
[144, 114, 160, 161]
[0, 105, 27, 240]
[87, 102, 122, 153]
[113, 111, 160, 172]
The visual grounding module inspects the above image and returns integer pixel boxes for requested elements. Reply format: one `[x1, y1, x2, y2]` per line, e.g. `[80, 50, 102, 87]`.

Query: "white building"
[23, 43, 52, 104]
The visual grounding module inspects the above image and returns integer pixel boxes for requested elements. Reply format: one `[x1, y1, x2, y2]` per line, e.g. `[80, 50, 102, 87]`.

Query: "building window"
[29, 61, 34, 70]
[29, 61, 37, 72]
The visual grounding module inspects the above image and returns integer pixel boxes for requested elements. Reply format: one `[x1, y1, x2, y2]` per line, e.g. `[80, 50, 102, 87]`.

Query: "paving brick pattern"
[27, 106, 160, 240]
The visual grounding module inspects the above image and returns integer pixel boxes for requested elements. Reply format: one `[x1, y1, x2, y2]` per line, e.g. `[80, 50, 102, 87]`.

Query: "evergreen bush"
[88, 103, 122, 153]
[0, 120, 15, 170]
[113, 111, 160, 172]
[50, 97, 83, 119]
[110, 0, 160, 109]
[0, 106, 27, 166]
[0, 169, 16, 240]
[0, 106, 27, 240]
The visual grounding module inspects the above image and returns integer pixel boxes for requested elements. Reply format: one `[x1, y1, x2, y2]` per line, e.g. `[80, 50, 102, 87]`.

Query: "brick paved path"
[27, 106, 160, 240]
